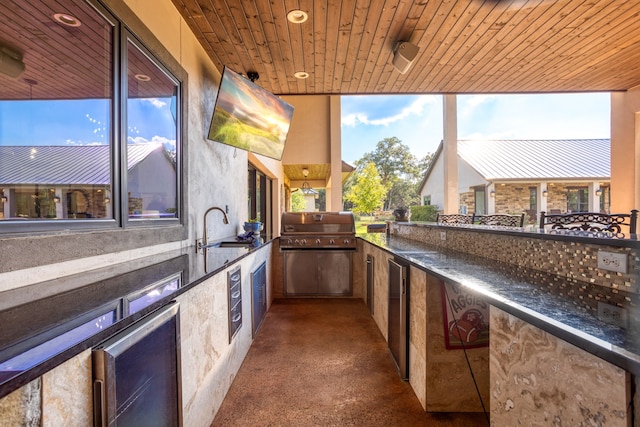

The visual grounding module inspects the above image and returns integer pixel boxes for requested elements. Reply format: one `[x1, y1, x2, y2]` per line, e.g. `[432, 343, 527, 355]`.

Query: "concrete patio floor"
[211, 298, 489, 426]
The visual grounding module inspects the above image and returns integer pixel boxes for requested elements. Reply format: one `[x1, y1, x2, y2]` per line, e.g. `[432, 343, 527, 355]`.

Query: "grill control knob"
[329, 239, 335, 245]
[286, 239, 292, 245]
[315, 239, 321, 245]
[343, 239, 350, 245]
[301, 239, 307, 245]
[294, 239, 300, 245]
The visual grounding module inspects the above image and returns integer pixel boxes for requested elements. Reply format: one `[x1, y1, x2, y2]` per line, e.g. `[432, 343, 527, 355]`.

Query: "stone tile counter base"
[490, 307, 630, 426]
[390, 222, 639, 324]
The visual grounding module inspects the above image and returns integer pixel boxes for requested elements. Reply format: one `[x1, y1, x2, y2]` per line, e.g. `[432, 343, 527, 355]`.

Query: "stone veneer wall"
[459, 191, 474, 214]
[545, 183, 573, 212]
[390, 222, 639, 323]
[493, 183, 535, 218]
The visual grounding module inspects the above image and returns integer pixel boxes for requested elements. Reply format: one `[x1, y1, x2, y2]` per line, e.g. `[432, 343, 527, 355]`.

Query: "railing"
[539, 210, 638, 239]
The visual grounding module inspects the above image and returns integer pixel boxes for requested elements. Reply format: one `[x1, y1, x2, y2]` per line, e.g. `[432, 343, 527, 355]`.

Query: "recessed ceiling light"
[294, 71, 309, 79]
[53, 13, 81, 27]
[134, 74, 151, 82]
[287, 10, 308, 24]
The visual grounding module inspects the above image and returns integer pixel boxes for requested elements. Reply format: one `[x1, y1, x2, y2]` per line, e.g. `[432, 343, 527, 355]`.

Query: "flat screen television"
[208, 67, 294, 160]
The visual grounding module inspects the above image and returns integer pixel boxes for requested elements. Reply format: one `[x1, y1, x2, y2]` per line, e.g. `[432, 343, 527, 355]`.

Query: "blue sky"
[0, 98, 176, 149]
[340, 93, 611, 164]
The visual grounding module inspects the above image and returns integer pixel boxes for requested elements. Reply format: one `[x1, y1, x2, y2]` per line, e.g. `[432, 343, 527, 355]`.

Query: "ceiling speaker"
[0, 45, 25, 78]
[392, 42, 419, 74]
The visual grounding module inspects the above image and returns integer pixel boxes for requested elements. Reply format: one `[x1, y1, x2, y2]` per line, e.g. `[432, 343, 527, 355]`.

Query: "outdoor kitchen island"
[357, 225, 638, 426]
[1, 225, 637, 425]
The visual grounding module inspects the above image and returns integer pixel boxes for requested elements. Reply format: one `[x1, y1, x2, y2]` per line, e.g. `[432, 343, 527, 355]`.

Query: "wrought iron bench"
[539, 210, 638, 239]
[435, 213, 474, 224]
[475, 213, 525, 228]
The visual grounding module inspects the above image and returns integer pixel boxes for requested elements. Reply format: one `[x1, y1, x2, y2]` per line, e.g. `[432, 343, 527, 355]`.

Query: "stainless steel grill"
[280, 211, 356, 250]
[280, 212, 356, 296]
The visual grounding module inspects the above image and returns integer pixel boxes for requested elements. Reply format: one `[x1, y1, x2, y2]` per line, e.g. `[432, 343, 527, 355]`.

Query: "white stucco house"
[418, 139, 611, 223]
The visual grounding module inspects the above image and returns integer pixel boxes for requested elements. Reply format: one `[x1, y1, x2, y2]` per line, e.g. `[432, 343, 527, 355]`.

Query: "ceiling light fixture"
[53, 13, 82, 27]
[134, 73, 151, 82]
[287, 10, 308, 24]
[294, 71, 309, 79]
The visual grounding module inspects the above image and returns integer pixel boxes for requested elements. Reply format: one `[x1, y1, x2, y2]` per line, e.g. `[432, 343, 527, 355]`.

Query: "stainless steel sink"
[214, 241, 254, 248]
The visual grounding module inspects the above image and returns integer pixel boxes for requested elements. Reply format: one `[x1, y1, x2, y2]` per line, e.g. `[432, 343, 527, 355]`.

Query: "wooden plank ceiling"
[0, 0, 176, 100]
[172, 0, 640, 95]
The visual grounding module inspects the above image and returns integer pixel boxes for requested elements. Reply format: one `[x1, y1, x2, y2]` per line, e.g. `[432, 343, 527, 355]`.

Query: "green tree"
[291, 191, 306, 212]
[356, 137, 421, 210]
[417, 153, 434, 177]
[345, 162, 386, 215]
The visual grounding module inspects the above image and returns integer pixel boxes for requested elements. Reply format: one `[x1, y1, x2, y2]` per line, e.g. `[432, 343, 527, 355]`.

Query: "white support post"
[443, 95, 459, 214]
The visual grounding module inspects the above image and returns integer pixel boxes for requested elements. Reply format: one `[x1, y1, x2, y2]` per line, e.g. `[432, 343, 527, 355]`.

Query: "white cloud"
[341, 95, 437, 127]
[144, 98, 167, 108]
[459, 95, 497, 119]
[64, 139, 104, 146]
[127, 135, 176, 149]
[466, 95, 496, 108]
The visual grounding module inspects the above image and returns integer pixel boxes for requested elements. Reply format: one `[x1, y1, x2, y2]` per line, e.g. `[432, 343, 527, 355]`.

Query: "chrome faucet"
[197, 206, 229, 252]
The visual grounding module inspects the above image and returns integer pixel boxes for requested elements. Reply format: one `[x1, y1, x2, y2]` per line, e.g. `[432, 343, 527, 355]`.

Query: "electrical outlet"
[440, 231, 446, 241]
[597, 301, 627, 328]
[597, 251, 628, 274]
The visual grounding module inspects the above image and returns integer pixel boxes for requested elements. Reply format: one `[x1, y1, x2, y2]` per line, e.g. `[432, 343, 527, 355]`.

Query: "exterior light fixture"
[287, 10, 308, 24]
[294, 71, 309, 79]
[542, 189, 548, 197]
[53, 196, 61, 203]
[1, 195, 7, 203]
[301, 168, 312, 194]
[105, 197, 111, 204]
[489, 190, 495, 197]
[595, 188, 602, 197]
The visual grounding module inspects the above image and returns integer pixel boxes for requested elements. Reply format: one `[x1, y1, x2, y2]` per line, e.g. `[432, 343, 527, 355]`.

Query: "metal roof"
[457, 139, 610, 181]
[0, 144, 165, 185]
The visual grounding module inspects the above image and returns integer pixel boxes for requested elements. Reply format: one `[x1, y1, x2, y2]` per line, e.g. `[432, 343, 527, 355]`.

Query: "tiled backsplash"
[390, 222, 639, 320]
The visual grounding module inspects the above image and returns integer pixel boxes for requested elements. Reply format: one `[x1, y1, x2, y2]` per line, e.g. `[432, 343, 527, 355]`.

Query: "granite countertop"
[2, 231, 637, 399]
[360, 233, 640, 375]
[0, 235, 272, 398]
